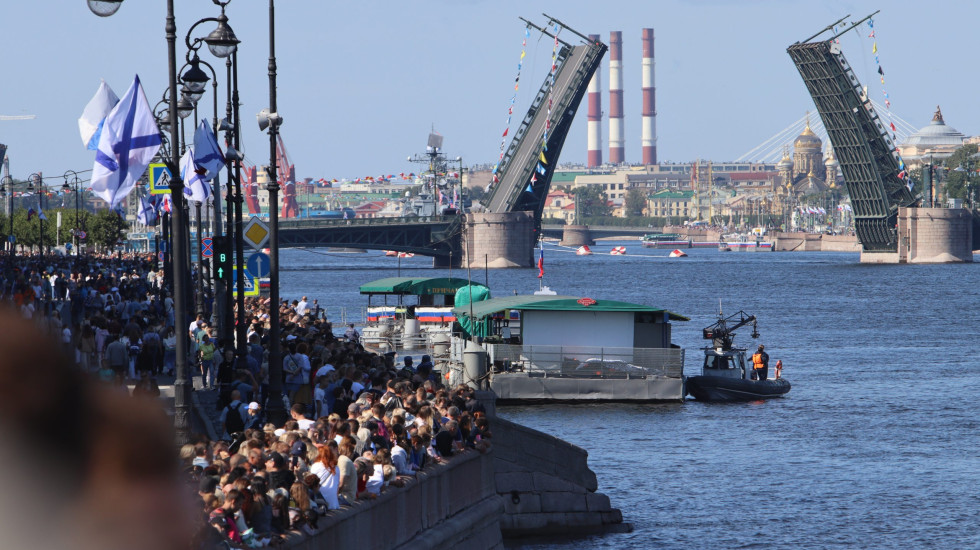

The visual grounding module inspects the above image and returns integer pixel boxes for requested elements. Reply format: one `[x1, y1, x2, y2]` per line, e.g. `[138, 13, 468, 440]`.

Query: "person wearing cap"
[245, 401, 264, 431]
[265, 452, 296, 491]
[751, 344, 769, 381]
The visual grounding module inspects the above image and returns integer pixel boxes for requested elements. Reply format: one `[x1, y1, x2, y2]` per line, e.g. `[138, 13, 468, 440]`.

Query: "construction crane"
[0, 115, 36, 120]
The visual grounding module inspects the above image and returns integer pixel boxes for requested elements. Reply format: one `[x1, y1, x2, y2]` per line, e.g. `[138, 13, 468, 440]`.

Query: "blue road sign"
[232, 265, 259, 296]
[160, 240, 169, 252]
[65, 243, 72, 250]
[201, 237, 214, 258]
[8, 235, 15, 243]
[246, 252, 271, 278]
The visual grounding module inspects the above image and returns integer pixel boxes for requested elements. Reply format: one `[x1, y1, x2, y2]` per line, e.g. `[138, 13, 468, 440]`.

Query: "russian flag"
[537, 247, 544, 279]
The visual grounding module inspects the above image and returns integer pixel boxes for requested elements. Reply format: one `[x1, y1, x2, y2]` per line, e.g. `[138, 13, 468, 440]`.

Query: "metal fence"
[485, 344, 685, 379]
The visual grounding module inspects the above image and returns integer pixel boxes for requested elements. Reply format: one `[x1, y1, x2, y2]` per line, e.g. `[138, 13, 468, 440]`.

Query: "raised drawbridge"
[787, 13, 917, 253]
[481, 16, 606, 233]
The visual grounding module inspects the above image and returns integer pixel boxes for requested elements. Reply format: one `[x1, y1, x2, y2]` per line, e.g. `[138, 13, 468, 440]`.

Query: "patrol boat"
[684, 310, 791, 402]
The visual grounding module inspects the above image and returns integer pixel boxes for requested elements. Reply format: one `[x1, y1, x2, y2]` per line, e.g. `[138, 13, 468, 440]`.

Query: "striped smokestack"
[608, 30, 625, 164]
[587, 33, 603, 167]
[641, 28, 657, 165]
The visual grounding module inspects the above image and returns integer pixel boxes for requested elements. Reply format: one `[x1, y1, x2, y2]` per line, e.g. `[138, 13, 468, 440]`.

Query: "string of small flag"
[530, 24, 561, 191]
[491, 27, 531, 187]
[866, 18, 911, 191]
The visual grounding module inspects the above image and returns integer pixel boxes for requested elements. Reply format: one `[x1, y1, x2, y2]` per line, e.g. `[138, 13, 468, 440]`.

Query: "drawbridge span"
[482, 18, 606, 232]
[787, 14, 917, 253]
[277, 16, 603, 263]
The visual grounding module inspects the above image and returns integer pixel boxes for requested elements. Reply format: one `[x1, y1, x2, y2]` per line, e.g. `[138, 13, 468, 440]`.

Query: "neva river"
[278, 241, 980, 549]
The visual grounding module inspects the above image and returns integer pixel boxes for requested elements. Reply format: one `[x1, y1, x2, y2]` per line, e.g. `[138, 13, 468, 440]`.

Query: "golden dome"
[794, 121, 822, 149]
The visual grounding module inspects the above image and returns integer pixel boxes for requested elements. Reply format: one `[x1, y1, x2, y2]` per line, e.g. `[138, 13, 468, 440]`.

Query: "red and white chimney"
[608, 31, 625, 165]
[641, 28, 657, 165]
[587, 33, 603, 168]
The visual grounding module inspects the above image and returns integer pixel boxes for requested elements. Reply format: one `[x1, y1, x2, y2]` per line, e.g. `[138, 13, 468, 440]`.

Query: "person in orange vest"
[775, 359, 783, 380]
[751, 344, 769, 381]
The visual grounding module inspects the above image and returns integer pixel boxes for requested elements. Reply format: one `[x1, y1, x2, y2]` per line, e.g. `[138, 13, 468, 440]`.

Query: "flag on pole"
[78, 79, 119, 150]
[27, 208, 36, 221]
[90, 75, 162, 209]
[537, 246, 544, 279]
[160, 194, 173, 214]
[180, 147, 211, 203]
[193, 120, 225, 181]
[137, 193, 158, 225]
[38, 209, 47, 221]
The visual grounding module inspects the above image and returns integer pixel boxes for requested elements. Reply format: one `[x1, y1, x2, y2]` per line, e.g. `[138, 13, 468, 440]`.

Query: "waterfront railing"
[485, 344, 685, 378]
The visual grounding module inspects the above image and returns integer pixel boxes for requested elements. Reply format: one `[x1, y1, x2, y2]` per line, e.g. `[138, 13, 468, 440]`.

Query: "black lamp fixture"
[181, 54, 210, 94]
[87, 0, 123, 17]
[204, 8, 239, 59]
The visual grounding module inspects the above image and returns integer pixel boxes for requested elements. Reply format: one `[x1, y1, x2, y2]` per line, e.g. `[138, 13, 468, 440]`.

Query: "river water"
[278, 241, 980, 549]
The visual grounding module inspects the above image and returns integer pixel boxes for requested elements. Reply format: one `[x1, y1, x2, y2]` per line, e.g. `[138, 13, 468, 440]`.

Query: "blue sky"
[1, 0, 976, 186]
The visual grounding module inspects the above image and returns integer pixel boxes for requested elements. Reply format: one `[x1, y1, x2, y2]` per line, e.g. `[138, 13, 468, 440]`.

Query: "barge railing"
[484, 344, 685, 378]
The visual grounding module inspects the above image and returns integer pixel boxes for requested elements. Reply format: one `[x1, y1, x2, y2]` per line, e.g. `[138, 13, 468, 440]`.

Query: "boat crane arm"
[702, 310, 758, 350]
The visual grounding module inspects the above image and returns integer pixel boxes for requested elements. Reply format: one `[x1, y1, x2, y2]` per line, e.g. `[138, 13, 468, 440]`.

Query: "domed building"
[793, 120, 826, 181]
[899, 106, 966, 165]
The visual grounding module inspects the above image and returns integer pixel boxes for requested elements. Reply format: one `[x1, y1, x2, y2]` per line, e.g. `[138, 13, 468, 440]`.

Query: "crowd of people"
[0, 252, 492, 549]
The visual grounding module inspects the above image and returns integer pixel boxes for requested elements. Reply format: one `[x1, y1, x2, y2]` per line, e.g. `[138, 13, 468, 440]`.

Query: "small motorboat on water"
[685, 310, 791, 402]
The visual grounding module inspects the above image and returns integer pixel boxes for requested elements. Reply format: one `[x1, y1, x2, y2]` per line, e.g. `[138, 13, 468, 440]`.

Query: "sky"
[1, 0, 978, 188]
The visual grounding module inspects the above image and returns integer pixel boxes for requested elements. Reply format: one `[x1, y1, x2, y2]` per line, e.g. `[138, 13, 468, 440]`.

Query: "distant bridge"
[277, 216, 462, 262]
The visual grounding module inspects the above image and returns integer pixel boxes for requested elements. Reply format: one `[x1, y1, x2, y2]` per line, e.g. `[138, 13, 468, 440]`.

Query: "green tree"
[88, 209, 128, 252]
[625, 188, 647, 217]
[941, 143, 979, 202]
[571, 186, 610, 218]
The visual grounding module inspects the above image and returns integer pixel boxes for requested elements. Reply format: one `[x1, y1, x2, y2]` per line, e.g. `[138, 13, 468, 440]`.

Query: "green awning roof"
[360, 277, 488, 296]
[453, 295, 689, 321]
[359, 277, 418, 294]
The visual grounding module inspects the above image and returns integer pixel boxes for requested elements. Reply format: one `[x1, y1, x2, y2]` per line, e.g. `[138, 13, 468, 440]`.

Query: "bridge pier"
[559, 224, 594, 247]
[861, 207, 973, 264]
[463, 212, 536, 268]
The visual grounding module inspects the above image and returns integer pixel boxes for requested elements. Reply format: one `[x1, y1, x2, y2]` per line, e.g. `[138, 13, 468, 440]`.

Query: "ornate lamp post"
[258, 0, 286, 425]
[63, 170, 81, 255]
[0, 175, 14, 260]
[88, 0, 209, 445]
[27, 173, 42, 257]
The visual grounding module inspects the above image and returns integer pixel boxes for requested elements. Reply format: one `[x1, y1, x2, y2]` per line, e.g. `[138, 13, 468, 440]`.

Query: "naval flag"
[180, 147, 211, 203]
[193, 120, 225, 181]
[90, 75, 161, 209]
[137, 193, 158, 226]
[78, 79, 119, 150]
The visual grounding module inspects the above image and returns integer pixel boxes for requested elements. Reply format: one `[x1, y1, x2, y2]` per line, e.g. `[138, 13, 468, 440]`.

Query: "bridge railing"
[280, 214, 460, 229]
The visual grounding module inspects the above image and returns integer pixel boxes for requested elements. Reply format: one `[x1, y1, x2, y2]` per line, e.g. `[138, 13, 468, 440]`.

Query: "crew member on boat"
[775, 359, 783, 379]
[752, 345, 769, 381]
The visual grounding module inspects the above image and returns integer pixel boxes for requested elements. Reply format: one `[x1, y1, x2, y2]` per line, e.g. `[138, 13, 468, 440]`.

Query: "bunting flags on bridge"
[490, 27, 531, 187]
[864, 18, 912, 191]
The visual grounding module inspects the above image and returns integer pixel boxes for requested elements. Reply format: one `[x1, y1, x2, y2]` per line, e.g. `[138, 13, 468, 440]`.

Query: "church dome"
[777, 157, 792, 171]
[794, 121, 822, 150]
[903, 106, 965, 147]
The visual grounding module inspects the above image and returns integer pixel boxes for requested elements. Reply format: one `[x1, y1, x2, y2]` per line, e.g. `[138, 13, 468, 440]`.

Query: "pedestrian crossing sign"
[149, 163, 172, 195]
[232, 265, 260, 297]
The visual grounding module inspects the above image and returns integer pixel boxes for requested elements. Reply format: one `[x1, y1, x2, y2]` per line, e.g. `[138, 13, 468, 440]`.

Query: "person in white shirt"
[295, 296, 309, 317]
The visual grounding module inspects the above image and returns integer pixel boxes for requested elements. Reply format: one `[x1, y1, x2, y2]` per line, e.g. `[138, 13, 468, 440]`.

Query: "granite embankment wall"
[283, 450, 503, 550]
[490, 416, 630, 537]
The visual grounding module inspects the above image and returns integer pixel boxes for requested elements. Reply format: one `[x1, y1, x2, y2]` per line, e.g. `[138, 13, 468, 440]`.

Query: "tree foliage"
[467, 185, 485, 201]
[571, 186, 610, 218]
[942, 144, 979, 201]
[88, 209, 128, 252]
[625, 188, 647, 217]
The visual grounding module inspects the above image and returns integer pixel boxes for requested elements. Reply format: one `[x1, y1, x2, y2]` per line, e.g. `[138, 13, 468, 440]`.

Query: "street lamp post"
[1, 175, 14, 260]
[63, 170, 81, 255]
[27, 173, 42, 257]
[260, 0, 286, 426]
[88, 0, 204, 445]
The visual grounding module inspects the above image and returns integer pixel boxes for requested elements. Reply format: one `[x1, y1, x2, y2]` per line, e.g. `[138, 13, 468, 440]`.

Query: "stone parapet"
[490, 416, 630, 537]
[559, 225, 594, 246]
[282, 449, 502, 550]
